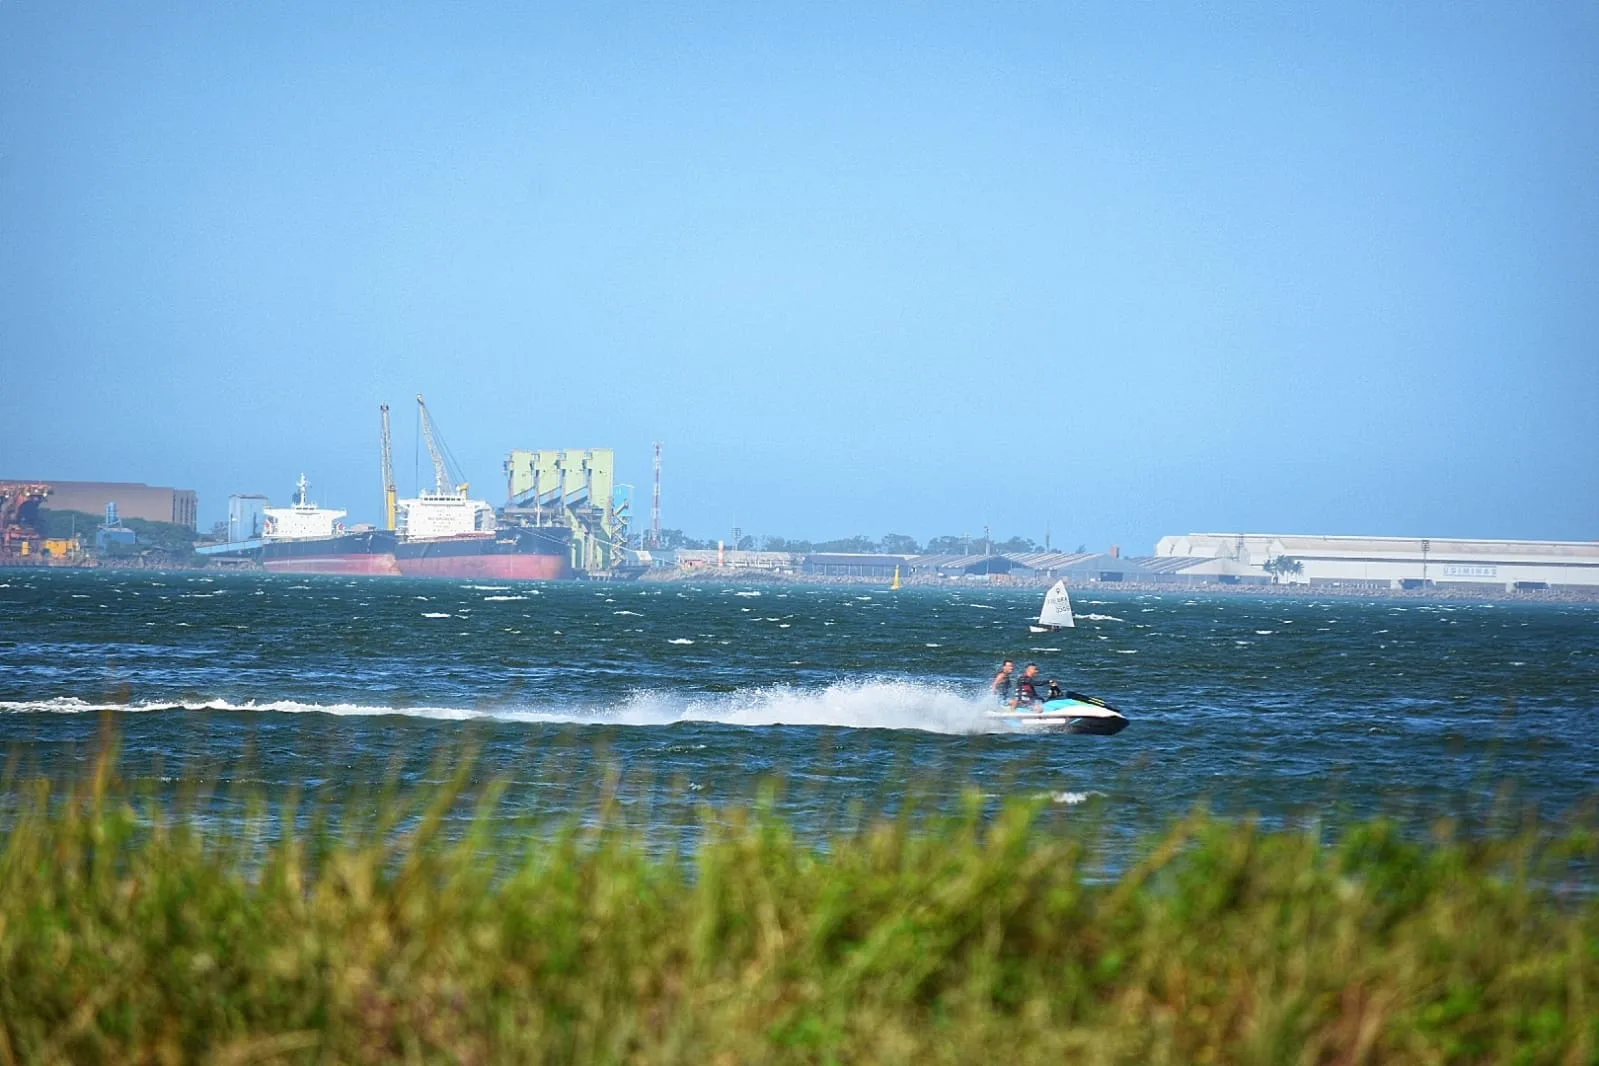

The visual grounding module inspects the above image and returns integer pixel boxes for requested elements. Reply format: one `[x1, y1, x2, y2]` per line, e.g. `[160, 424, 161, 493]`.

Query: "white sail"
[1037, 579, 1075, 628]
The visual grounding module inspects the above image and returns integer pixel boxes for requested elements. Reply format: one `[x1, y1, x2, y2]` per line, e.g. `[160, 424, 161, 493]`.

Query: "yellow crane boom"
[379, 404, 396, 531]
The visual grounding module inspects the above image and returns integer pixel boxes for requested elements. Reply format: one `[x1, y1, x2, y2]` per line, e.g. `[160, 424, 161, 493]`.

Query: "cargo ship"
[256, 398, 575, 581]
[393, 488, 572, 580]
[394, 523, 572, 580]
[260, 475, 400, 575]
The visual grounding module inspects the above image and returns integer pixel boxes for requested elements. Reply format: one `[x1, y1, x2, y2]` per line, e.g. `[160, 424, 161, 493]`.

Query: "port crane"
[416, 394, 468, 496]
[379, 404, 397, 531]
[0, 482, 51, 557]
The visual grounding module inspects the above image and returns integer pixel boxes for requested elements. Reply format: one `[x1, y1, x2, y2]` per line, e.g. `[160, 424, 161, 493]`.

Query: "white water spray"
[0, 681, 1008, 735]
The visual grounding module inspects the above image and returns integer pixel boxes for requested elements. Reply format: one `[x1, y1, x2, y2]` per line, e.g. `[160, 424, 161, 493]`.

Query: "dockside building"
[23, 480, 199, 530]
[1154, 534, 1599, 591]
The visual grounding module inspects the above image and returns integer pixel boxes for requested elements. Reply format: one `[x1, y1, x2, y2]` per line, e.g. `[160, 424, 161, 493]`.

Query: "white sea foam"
[1078, 613, 1124, 622]
[483, 595, 528, 602]
[620, 681, 999, 734]
[1044, 789, 1106, 806]
[0, 682, 1030, 736]
[667, 638, 695, 645]
[421, 612, 453, 619]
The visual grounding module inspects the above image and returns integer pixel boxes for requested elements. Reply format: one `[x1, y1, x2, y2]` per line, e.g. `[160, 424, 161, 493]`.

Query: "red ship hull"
[393, 553, 569, 581]
[262, 554, 400, 576]
[392, 527, 574, 581]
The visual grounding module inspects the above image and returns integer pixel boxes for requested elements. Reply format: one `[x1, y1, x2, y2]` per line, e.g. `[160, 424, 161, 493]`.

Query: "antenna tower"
[651, 441, 662, 548]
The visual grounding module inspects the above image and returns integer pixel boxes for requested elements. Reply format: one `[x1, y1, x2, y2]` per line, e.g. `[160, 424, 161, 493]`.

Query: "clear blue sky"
[3, 2, 1595, 550]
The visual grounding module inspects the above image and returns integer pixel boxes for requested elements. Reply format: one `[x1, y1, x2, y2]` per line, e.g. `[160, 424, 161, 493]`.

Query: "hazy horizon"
[4, 3, 1595, 551]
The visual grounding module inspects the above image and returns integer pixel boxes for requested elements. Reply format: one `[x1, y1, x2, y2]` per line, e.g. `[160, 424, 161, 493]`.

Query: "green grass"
[0, 744, 1594, 1065]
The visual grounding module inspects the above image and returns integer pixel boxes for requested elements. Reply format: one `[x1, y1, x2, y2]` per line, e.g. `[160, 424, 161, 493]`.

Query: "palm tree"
[1263, 556, 1304, 584]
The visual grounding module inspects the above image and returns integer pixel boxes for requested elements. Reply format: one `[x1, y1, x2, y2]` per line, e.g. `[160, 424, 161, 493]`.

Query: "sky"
[2, 2, 1595, 551]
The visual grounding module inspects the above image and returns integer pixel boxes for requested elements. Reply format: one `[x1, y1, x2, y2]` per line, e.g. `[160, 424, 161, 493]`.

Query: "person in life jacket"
[1010, 663, 1045, 711]
[990, 660, 1015, 704]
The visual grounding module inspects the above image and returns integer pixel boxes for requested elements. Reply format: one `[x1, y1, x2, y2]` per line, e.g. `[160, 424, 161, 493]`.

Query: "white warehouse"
[1154, 533, 1599, 591]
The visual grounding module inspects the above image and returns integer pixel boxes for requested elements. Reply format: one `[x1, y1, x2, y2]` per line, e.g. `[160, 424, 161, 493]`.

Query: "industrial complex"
[5, 425, 1595, 594]
[502, 448, 631, 574]
[188, 397, 644, 580]
[635, 536, 1599, 595]
[1, 395, 642, 576]
[1153, 533, 1599, 592]
[0, 480, 198, 565]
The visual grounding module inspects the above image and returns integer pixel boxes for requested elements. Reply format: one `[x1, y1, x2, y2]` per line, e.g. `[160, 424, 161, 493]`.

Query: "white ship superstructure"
[262, 475, 347, 540]
[396, 491, 496, 540]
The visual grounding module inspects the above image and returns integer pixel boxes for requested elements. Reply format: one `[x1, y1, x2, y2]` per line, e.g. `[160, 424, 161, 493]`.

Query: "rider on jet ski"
[1010, 664, 1063, 711]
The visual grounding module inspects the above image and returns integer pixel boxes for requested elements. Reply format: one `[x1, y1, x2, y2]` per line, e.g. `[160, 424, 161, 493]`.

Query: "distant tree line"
[644, 529, 1052, 556]
[38, 508, 199, 559]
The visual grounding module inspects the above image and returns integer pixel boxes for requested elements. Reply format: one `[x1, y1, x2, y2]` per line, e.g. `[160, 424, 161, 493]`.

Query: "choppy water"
[2, 570, 1596, 842]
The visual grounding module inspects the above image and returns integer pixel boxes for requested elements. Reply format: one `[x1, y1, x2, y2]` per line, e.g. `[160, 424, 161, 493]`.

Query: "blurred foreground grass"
[1, 740, 1595, 1066]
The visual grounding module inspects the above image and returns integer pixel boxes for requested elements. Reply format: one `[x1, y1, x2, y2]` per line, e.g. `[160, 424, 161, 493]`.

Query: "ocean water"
[1, 570, 1595, 845]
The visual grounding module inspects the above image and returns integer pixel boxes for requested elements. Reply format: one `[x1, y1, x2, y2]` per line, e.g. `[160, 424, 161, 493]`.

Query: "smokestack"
[1110, 544, 1120, 558]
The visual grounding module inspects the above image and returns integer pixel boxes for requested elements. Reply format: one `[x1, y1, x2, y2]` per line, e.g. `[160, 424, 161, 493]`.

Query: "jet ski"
[985, 690, 1129, 735]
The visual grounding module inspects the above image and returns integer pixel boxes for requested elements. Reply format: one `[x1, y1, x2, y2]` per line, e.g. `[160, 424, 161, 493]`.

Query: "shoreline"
[8, 558, 1597, 604]
[642, 566, 1599, 603]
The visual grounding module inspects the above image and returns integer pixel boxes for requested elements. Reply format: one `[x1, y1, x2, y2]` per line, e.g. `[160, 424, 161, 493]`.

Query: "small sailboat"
[1029, 579, 1074, 633]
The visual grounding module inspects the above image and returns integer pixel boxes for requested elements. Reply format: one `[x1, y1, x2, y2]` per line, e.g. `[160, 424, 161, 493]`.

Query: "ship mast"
[415, 393, 466, 495]
[379, 404, 397, 530]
